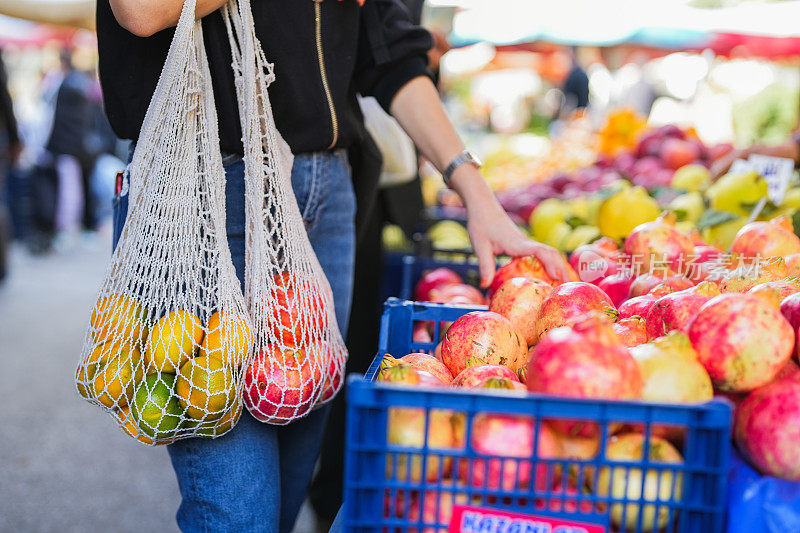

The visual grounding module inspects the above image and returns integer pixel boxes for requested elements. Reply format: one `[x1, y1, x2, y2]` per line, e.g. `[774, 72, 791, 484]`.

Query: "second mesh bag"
[223, 0, 348, 424]
[74, 0, 253, 445]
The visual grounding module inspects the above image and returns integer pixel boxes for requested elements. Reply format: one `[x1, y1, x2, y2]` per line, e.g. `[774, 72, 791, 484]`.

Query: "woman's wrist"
[448, 164, 495, 211]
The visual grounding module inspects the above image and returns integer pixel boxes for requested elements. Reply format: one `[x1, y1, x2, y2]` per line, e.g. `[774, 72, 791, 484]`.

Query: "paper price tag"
[449, 505, 607, 533]
[747, 154, 794, 205]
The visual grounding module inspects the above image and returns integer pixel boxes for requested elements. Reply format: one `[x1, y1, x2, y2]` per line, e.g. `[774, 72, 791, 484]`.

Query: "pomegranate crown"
[571, 311, 622, 346]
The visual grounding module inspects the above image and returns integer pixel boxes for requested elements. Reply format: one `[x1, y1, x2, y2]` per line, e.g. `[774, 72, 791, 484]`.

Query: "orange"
[76, 342, 108, 400]
[176, 355, 236, 420]
[90, 293, 148, 345]
[116, 405, 157, 445]
[199, 310, 253, 368]
[145, 310, 203, 373]
[196, 400, 242, 436]
[92, 343, 144, 408]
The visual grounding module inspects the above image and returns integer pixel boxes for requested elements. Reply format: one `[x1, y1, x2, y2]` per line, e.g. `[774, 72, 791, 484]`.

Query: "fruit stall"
[353, 115, 800, 531]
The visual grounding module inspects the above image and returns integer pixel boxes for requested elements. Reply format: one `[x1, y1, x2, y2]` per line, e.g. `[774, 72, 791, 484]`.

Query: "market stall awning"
[0, 0, 94, 31]
[445, 0, 800, 56]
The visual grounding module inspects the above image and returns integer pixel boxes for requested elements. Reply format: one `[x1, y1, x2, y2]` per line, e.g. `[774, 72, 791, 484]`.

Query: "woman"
[98, 1, 570, 531]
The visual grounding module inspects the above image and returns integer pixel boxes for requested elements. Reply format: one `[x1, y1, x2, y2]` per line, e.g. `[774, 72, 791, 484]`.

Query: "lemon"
[706, 171, 767, 216]
[598, 186, 660, 240]
[560, 225, 601, 252]
[702, 216, 747, 251]
[145, 310, 203, 374]
[427, 221, 471, 249]
[544, 221, 573, 250]
[529, 198, 570, 242]
[671, 164, 711, 192]
[780, 188, 800, 209]
[669, 192, 705, 224]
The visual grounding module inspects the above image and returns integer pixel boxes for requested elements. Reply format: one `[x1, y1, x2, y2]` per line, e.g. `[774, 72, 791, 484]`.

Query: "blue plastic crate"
[398, 254, 484, 301]
[343, 299, 732, 533]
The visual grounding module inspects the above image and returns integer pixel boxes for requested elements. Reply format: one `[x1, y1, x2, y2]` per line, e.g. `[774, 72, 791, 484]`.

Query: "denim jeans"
[112, 151, 356, 532]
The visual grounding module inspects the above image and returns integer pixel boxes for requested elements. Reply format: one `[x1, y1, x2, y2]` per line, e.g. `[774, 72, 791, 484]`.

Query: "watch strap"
[442, 150, 479, 185]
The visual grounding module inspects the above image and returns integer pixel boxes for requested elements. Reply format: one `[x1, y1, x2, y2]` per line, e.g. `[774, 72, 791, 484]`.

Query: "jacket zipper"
[314, 0, 339, 149]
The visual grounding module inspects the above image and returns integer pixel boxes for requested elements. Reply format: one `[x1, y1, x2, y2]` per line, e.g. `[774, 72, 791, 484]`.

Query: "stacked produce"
[381, 213, 800, 530]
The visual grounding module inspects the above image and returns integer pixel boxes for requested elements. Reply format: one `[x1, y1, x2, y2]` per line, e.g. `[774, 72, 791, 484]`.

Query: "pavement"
[0, 227, 318, 532]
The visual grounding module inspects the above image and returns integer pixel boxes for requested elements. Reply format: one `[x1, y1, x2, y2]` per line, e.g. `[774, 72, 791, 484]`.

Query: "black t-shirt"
[96, 0, 432, 155]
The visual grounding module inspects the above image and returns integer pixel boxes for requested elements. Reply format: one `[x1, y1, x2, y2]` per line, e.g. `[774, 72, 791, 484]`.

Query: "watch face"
[469, 152, 483, 168]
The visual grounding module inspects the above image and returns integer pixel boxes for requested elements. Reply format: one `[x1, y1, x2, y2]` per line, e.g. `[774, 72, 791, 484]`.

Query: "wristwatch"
[442, 149, 483, 186]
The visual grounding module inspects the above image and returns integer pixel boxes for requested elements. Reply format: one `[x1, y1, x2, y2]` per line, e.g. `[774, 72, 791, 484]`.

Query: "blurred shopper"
[46, 50, 96, 244]
[0, 48, 20, 281]
[562, 46, 590, 111]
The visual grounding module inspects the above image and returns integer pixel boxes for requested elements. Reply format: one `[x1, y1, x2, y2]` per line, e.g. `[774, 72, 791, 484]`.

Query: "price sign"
[449, 505, 607, 533]
[747, 154, 794, 205]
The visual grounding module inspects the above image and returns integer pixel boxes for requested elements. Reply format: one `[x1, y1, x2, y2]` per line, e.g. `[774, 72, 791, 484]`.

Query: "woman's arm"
[390, 76, 571, 286]
[109, 0, 227, 37]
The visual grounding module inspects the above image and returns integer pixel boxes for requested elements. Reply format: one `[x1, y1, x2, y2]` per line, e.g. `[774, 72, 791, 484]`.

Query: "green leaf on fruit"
[565, 216, 586, 229]
[793, 209, 800, 238]
[696, 209, 739, 230]
[673, 209, 688, 222]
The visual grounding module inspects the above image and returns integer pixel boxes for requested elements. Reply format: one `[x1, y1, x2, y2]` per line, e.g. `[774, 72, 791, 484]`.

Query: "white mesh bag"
[75, 0, 253, 445]
[222, 0, 348, 424]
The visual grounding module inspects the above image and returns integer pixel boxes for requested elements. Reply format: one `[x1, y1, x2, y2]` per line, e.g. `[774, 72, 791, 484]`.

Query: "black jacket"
[96, 0, 433, 156]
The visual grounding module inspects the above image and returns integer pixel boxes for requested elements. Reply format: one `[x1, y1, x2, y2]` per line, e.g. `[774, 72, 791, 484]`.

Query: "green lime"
[130, 373, 183, 439]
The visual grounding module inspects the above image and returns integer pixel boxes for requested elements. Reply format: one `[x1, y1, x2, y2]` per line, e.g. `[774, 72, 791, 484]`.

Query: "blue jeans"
[112, 151, 356, 532]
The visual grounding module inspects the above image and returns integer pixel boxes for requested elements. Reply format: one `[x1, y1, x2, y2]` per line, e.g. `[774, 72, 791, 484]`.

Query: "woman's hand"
[463, 179, 571, 287]
[389, 76, 571, 287]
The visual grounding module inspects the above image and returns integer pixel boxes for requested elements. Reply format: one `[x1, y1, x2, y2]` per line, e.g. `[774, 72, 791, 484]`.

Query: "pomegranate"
[624, 214, 694, 272]
[377, 361, 424, 385]
[570, 239, 621, 283]
[430, 283, 486, 306]
[441, 311, 528, 377]
[317, 341, 344, 403]
[613, 316, 648, 347]
[775, 359, 800, 382]
[244, 345, 322, 422]
[628, 273, 668, 299]
[459, 414, 561, 491]
[598, 272, 636, 308]
[645, 281, 720, 340]
[415, 268, 462, 301]
[403, 489, 468, 533]
[451, 361, 519, 388]
[785, 253, 800, 276]
[719, 256, 788, 293]
[630, 331, 713, 403]
[400, 353, 454, 385]
[433, 341, 443, 362]
[687, 294, 794, 392]
[489, 277, 551, 346]
[619, 294, 658, 320]
[528, 313, 642, 400]
[693, 244, 724, 264]
[477, 376, 527, 391]
[746, 278, 800, 309]
[595, 433, 684, 532]
[731, 216, 800, 258]
[387, 407, 458, 482]
[489, 255, 556, 297]
[552, 426, 600, 460]
[534, 282, 617, 341]
[412, 322, 433, 344]
[660, 138, 700, 170]
[734, 378, 800, 480]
